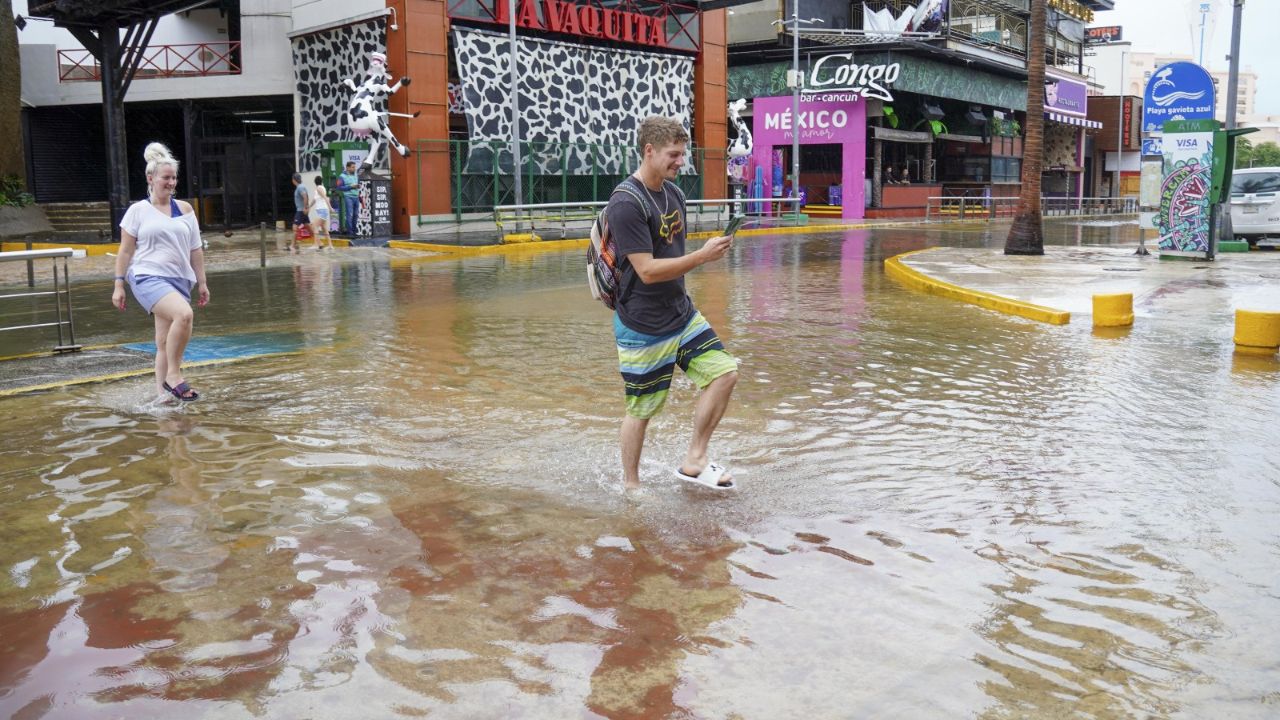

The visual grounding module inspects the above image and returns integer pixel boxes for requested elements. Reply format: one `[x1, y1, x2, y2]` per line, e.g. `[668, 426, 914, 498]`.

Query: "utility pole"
[775, 5, 820, 219]
[1114, 51, 1125, 199]
[1218, 0, 1243, 245]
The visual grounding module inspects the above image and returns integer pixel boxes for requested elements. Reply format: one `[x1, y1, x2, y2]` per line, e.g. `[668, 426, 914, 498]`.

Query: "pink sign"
[751, 95, 867, 219]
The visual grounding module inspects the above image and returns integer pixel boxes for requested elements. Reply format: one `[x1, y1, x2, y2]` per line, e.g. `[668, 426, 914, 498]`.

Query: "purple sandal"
[163, 380, 200, 402]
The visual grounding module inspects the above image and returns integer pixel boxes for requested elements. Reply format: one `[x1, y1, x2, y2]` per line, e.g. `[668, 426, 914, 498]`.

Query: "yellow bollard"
[1092, 293, 1134, 328]
[1233, 309, 1280, 356]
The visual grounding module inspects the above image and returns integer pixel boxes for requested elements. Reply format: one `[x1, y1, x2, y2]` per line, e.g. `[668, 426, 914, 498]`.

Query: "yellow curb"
[0, 343, 118, 363]
[885, 248, 1071, 325]
[0, 350, 303, 398]
[2, 241, 115, 256]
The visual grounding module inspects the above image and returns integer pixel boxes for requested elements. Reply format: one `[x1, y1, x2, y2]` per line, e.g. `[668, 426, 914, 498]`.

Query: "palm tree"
[1005, 0, 1046, 255]
[0, 0, 26, 183]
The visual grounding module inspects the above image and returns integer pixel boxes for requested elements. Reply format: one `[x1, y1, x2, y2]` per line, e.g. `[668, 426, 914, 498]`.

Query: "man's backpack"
[587, 178, 683, 309]
[587, 179, 647, 310]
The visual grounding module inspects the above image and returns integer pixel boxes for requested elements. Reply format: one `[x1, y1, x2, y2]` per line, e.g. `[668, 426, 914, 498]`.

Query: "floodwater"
[2, 222, 1278, 719]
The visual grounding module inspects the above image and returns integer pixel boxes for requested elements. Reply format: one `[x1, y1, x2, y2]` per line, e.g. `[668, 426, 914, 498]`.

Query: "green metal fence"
[414, 139, 722, 225]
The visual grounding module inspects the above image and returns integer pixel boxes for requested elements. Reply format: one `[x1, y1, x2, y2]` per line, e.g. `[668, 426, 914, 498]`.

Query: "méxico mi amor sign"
[450, 0, 700, 52]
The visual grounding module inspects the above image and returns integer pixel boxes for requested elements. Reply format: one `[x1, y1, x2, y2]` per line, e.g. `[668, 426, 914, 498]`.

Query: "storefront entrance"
[751, 95, 868, 220]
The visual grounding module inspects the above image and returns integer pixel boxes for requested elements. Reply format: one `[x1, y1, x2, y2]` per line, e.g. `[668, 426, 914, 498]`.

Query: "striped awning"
[1045, 111, 1103, 129]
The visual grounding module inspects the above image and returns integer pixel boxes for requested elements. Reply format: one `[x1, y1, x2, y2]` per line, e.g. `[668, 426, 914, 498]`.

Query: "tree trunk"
[1005, 0, 1046, 255]
[0, 0, 26, 185]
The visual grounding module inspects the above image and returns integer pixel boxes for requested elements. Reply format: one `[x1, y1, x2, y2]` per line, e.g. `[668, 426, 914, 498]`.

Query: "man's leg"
[681, 370, 738, 480]
[345, 195, 358, 234]
[675, 311, 740, 484]
[620, 415, 649, 490]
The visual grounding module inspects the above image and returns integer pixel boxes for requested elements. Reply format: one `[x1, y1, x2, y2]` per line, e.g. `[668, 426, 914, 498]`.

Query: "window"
[1231, 172, 1280, 194]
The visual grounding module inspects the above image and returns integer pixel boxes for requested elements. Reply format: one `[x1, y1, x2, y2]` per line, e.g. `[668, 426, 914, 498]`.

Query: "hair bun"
[144, 142, 174, 164]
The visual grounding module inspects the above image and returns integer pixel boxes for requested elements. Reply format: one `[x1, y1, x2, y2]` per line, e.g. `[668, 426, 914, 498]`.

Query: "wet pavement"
[1, 219, 1279, 719]
[900, 243, 1280, 319]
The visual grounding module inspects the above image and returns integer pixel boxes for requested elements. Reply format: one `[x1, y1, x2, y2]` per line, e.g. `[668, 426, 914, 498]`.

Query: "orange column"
[694, 9, 727, 200]
[388, 0, 452, 235]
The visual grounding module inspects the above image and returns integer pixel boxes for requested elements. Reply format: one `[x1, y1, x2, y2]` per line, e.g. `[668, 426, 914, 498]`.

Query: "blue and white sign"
[1142, 137, 1163, 156]
[1142, 61, 1216, 134]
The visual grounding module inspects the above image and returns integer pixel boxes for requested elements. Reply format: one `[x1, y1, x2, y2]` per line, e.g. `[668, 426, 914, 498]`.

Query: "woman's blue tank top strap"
[169, 198, 181, 217]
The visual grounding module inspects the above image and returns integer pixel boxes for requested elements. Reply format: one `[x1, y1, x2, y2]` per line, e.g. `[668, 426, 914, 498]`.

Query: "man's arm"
[628, 235, 733, 284]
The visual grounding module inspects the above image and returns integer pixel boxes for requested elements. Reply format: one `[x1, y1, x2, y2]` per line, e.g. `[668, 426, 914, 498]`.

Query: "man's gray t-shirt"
[609, 177, 694, 336]
[294, 184, 307, 212]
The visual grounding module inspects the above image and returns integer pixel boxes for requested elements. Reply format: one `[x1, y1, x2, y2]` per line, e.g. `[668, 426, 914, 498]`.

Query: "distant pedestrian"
[335, 161, 361, 235]
[111, 142, 208, 402]
[607, 116, 740, 491]
[290, 173, 309, 254]
[310, 175, 334, 251]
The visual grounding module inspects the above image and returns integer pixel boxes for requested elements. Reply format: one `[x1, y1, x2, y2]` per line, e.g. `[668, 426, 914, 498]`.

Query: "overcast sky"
[1093, 0, 1279, 116]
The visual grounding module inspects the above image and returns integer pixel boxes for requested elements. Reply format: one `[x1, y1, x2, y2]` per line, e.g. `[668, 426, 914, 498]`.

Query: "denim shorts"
[127, 271, 192, 315]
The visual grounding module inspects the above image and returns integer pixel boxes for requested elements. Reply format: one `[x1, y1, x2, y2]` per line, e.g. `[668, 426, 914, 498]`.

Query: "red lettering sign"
[1122, 97, 1133, 148]
[493, 0, 667, 48]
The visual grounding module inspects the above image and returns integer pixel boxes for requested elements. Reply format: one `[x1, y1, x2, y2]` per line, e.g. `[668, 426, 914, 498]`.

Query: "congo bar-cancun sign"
[804, 55, 901, 102]
[449, 0, 701, 53]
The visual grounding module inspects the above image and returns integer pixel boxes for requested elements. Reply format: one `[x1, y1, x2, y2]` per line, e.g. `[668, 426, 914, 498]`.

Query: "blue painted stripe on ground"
[122, 333, 306, 362]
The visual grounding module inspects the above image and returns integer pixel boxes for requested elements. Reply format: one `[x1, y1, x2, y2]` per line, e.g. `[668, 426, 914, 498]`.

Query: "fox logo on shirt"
[657, 209, 684, 244]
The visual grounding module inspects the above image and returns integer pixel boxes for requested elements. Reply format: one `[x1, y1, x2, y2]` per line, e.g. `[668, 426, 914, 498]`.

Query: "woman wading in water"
[111, 142, 210, 402]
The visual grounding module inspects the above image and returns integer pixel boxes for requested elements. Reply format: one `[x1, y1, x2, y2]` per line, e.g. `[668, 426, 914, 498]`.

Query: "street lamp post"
[774, 6, 822, 219]
[509, 0, 522, 232]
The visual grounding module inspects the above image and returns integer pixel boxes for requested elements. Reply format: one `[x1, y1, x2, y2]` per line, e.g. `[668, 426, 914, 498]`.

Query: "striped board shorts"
[615, 310, 738, 419]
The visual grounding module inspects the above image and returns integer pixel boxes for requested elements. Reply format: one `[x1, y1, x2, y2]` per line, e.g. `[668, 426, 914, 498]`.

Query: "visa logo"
[1177, 139, 1198, 148]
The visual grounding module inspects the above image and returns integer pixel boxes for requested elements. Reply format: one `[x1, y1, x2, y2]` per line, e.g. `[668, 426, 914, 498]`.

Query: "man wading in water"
[608, 116, 740, 491]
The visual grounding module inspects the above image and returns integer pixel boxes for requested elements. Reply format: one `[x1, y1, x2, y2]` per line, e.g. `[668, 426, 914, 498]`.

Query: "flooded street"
[2, 222, 1278, 719]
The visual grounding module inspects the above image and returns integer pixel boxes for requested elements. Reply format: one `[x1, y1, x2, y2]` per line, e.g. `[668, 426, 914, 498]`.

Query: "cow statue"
[343, 51, 419, 174]
[727, 98, 753, 184]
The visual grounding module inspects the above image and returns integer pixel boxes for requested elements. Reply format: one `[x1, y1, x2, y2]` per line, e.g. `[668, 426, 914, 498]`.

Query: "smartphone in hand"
[724, 214, 749, 237]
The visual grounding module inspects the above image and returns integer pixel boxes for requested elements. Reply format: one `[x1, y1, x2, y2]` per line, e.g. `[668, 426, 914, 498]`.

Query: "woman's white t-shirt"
[311, 185, 330, 214]
[120, 199, 203, 282]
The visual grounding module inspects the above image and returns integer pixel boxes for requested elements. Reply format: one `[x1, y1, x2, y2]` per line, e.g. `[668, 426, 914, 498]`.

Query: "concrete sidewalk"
[894, 245, 1280, 324]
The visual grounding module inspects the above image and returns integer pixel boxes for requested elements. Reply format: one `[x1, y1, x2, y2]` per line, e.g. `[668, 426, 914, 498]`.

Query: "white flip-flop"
[674, 462, 736, 490]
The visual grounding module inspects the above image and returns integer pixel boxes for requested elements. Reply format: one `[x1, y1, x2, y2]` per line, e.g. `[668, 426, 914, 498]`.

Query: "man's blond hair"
[637, 116, 690, 155]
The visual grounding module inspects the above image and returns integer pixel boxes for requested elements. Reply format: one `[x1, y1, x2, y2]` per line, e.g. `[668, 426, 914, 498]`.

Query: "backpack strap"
[606, 177, 655, 307]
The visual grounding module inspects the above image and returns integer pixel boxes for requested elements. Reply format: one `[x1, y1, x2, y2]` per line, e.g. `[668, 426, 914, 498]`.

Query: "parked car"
[1230, 167, 1280, 247]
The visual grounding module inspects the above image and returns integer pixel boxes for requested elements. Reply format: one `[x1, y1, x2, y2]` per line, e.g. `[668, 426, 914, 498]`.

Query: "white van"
[1230, 167, 1280, 247]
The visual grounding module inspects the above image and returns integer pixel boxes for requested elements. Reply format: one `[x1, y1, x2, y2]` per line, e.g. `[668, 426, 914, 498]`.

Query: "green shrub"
[0, 175, 35, 208]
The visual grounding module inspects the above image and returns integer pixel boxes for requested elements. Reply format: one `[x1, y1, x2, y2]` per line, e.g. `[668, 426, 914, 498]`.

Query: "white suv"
[1230, 167, 1280, 247]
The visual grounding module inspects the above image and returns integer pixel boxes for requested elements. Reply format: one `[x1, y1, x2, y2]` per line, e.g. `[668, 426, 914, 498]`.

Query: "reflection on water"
[2, 223, 1279, 718]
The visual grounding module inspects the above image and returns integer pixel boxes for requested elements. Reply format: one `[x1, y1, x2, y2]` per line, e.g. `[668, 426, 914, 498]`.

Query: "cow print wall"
[291, 18, 387, 173]
[452, 28, 695, 176]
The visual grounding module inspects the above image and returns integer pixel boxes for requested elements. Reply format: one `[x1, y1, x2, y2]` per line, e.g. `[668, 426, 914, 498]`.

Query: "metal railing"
[925, 195, 1138, 221]
[414, 138, 726, 224]
[494, 198, 804, 238]
[58, 42, 242, 82]
[0, 249, 82, 353]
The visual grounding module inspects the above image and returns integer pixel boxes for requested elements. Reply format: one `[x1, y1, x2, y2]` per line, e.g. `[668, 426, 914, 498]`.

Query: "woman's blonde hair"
[144, 142, 179, 177]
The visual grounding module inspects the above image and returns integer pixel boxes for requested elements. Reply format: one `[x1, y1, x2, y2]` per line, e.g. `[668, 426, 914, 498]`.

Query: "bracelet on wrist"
[114, 275, 125, 281]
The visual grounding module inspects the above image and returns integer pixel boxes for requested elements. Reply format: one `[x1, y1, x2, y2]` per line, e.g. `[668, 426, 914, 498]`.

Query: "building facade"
[17, 0, 297, 227]
[18, 0, 730, 235]
[725, 0, 1111, 219]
